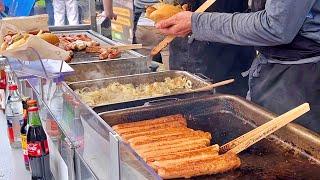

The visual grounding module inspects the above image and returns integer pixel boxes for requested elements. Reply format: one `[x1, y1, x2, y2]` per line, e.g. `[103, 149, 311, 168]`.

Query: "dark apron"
[169, 0, 255, 97]
[247, 0, 320, 133]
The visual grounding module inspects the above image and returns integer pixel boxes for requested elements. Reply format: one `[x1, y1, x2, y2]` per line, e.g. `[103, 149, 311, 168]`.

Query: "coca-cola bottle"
[27, 106, 51, 180]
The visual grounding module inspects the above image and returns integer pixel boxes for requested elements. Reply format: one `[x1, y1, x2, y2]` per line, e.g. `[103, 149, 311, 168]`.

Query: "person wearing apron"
[156, 0, 320, 133]
[169, 0, 255, 97]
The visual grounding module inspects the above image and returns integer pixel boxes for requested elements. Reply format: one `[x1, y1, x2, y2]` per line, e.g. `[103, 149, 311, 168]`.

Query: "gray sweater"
[192, 0, 320, 46]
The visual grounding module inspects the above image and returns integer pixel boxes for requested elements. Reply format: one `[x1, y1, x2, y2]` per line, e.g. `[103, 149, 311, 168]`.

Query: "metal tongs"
[220, 103, 311, 154]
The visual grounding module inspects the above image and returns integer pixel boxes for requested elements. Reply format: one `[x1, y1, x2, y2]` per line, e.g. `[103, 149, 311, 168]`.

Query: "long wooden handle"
[102, 44, 143, 51]
[220, 103, 310, 154]
[151, 0, 217, 56]
[151, 36, 175, 56]
[192, 79, 234, 92]
[194, 0, 217, 13]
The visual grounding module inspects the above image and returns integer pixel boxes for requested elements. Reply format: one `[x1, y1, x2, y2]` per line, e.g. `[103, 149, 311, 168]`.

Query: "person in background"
[133, 0, 172, 64]
[45, 0, 54, 25]
[101, 0, 117, 20]
[156, 0, 320, 132]
[30, 0, 54, 25]
[53, 0, 79, 25]
[133, 0, 159, 43]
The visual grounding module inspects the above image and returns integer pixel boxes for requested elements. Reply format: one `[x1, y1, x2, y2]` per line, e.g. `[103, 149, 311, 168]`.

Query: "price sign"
[112, 0, 134, 43]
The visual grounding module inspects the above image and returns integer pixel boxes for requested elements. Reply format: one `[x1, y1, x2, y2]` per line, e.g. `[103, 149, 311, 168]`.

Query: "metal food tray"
[64, 58, 150, 83]
[99, 95, 320, 179]
[52, 30, 145, 65]
[66, 71, 212, 113]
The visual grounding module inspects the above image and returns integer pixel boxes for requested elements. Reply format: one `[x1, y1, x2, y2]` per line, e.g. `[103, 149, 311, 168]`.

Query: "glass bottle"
[27, 106, 51, 180]
[5, 84, 23, 148]
[49, 76, 64, 121]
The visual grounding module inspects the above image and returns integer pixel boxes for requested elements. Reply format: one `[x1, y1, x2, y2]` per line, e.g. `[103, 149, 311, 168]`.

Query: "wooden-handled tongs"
[220, 103, 310, 154]
[191, 79, 234, 92]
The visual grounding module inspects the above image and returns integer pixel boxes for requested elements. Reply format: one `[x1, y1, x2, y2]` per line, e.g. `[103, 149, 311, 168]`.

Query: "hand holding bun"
[146, 3, 186, 23]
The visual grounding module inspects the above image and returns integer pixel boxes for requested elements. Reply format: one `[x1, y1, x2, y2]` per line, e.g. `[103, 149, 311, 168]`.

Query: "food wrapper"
[0, 35, 70, 61]
[0, 21, 69, 61]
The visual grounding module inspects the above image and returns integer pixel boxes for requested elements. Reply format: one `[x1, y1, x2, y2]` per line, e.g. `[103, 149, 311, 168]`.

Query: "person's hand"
[99, 11, 117, 20]
[155, 11, 193, 37]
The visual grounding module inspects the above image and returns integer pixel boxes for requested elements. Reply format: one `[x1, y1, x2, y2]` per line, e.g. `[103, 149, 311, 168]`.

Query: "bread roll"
[38, 33, 60, 45]
[146, 6, 157, 17]
[7, 35, 28, 50]
[146, 4, 183, 23]
[1, 42, 8, 51]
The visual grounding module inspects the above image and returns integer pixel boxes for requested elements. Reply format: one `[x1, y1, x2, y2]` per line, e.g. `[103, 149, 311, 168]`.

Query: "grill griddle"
[99, 94, 320, 179]
[53, 30, 143, 65]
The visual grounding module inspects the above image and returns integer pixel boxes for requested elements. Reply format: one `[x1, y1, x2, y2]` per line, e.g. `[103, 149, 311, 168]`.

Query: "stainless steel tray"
[53, 30, 145, 65]
[66, 71, 212, 113]
[65, 57, 149, 83]
[99, 94, 320, 179]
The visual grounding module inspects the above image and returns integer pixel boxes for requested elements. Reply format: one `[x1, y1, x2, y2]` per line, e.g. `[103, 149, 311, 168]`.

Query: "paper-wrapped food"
[0, 17, 69, 61]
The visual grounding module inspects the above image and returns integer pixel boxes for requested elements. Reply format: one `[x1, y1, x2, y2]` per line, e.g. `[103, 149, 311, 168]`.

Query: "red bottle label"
[27, 142, 42, 157]
[44, 140, 49, 154]
[23, 149, 29, 162]
[0, 70, 6, 89]
[7, 127, 14, 143]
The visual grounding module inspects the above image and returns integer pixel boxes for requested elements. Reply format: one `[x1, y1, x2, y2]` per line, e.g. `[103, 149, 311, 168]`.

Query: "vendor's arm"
[102, 0, 117, 20]
[157, 0, 316, 46]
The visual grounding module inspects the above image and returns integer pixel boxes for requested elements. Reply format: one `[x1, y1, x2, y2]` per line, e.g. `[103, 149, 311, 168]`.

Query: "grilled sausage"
[157, 152, 241, 179]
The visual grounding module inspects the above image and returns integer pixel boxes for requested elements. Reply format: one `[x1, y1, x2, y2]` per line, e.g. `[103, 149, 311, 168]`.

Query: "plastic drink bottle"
[6, 84, 23, 148]
[27, 106, 51, 180]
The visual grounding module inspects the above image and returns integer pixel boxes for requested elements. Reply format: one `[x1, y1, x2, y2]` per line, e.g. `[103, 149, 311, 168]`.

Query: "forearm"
[192, 0, 316, 46]
[103, 0, 113, 15]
